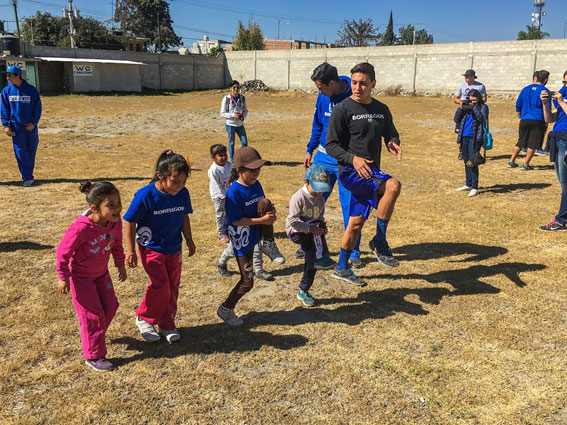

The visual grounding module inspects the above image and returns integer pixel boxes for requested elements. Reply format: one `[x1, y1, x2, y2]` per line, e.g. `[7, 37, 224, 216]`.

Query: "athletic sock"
[337, 248, 352, 270]
[374, 218, 389, 244]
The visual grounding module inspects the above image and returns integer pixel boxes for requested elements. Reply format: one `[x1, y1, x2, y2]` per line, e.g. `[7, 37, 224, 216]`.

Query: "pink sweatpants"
[70, 270, 119, 360]
[136, 247, 182, 331]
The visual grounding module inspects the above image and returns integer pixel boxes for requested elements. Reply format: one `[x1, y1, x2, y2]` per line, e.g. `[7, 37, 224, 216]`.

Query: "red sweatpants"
[136, 246, 182, 331]
[70, 270, 119, 359]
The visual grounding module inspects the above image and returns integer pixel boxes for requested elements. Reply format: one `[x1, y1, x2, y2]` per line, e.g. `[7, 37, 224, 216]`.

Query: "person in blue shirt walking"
[540, 70, 567, 231]
[508, 70, 551, 170]
[303, 62, 363, 269]
[1, 65, 42, 187]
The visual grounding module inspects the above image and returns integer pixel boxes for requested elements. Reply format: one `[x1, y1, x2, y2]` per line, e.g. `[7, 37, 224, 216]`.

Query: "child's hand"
[186, 239, 196, 257]
[126, 252, 138, 268]
[309, 224, 325, 236]
[262, 210, 277, 225]
[58, 279, 70, 294]
[117, 266, 127, 282]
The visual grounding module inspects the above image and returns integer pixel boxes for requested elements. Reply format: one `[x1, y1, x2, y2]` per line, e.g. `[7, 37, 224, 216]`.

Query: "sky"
[1, 0, 566, 45]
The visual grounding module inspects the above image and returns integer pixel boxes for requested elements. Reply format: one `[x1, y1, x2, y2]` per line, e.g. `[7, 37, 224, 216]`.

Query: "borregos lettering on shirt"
[352, 113, 384, 121]
[9, 95, 31, 103]
[153, 206, 185, 215]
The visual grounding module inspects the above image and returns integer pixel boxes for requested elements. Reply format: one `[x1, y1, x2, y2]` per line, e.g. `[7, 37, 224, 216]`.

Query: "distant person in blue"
[454, 89, 489, 197]
[303, 62, 363, 268]
[326, 62, 403, 286]
[540, 70, 567, 231]
[1, 65, 42, 187]
[508, 70, 551, 170]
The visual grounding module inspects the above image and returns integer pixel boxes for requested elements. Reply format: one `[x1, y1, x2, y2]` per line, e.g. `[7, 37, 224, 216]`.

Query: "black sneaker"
[369, 239, 399, 267]
[538, 219, 567, 232]
[255, 269, 275, 281]
[217, 262, 230, 277]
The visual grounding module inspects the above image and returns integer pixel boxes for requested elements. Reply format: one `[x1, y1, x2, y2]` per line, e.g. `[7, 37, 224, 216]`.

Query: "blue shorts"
[339, 165, 392, 219]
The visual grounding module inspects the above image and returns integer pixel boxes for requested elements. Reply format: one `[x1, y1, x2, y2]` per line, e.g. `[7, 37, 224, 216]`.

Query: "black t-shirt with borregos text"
[325, 97, 400, 171]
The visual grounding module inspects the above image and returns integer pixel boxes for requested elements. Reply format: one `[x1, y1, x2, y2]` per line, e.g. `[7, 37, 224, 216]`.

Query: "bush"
[383, 85, 403, 96]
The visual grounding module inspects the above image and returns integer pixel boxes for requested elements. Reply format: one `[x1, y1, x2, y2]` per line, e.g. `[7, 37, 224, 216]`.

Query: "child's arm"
[124, 221, 138, 268]
[111, 221, 127, 281]
[182, 214, 196, 257]
[233, 210, 276, 227]
[55, 223, 81, 294]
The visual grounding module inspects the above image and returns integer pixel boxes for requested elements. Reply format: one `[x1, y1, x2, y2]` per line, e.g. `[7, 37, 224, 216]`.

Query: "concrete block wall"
[225, 39, 567, 94]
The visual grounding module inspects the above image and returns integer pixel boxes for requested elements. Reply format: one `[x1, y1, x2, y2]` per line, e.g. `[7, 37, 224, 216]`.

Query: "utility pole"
[277, 19, 280, 40]
[11, 0, 21, 37]
[157, 10, 161, 53]
[65, 0, 76, 48]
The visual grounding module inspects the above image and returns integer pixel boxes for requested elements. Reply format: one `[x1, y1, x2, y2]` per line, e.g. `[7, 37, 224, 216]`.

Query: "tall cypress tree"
[380, 11, 397, 46]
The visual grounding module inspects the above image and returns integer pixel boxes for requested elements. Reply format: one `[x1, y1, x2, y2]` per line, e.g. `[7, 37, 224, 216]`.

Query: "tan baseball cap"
[233, 147, 272, 169]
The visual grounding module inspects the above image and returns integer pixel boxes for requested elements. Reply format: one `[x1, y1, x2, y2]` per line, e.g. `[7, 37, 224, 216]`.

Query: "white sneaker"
[260, 240, 286, 264]
[468, 189, 479, 197]
[23, 179, 34, 187]
[456, 185, 471, 192]
[217, 305, 244, 327]
[159, 328, 181, 343]
[135, 316, 160, 342]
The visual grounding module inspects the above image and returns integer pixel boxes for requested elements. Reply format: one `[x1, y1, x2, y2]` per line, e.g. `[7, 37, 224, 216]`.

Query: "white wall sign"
[7, 60, 25, 69]
[73, 64, 93, 77]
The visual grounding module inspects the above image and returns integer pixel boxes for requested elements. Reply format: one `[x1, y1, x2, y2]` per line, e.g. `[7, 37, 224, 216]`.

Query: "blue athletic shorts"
[339, 165, 392, 219]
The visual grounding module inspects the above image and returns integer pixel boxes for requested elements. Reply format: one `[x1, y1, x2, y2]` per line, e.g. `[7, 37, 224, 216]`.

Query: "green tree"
[116, 0, 181, 52]
[21, 11, 123, 49]
[380, 11, 397, 46]
[398, 25, 434, 45]
[207, 45, 224, 56]
[336, 18, 381, 47]
[517, 25, 550, 40]
[232, 20, 264, 51]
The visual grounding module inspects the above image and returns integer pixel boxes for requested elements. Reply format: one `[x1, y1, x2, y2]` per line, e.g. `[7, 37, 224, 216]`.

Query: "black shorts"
[516, 120, 547, 150]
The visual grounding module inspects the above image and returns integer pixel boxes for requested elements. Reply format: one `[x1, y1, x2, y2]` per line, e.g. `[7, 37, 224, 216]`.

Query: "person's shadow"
[110, 323, 308, 367]
[0, 176, 148, 186]
[392, 242, 508, 262]
[0, 241, 53, 252]
[481, 183, 551, 194]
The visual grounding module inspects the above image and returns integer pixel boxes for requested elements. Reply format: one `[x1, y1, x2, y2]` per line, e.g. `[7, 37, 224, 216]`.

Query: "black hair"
[536, 70, 550, 84]
[350, 62, 375, 81]
[229, 167, 241, 184]
[311, 62, 340, 85]
[152, 149, 190, 183]
[467, 89, 484, 104]
[79, 181, 119, 208]
[210, 144, 227, 157]
[563, 70, 567, 79]
[229, 80, 240, 88]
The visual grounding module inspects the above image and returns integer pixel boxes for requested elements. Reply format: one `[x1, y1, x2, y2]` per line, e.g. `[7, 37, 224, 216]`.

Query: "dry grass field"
[1, 89, 566, 425]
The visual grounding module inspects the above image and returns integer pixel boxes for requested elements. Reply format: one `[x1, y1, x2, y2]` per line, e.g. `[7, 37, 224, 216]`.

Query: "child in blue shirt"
[217, 147, 284, 327]
[123, 150, 196, 343]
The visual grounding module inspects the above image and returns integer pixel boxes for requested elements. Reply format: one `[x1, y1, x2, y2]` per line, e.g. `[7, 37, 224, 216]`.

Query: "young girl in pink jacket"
[56, 181, 127, 372]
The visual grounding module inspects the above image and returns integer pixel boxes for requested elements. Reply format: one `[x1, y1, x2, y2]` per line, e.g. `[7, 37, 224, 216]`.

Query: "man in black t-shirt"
[326, 62, 402, 285]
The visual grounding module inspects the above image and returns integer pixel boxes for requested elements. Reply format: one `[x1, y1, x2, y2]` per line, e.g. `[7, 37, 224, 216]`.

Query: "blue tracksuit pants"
[12, 125, 39, 181]
[313, 150, 361, 258]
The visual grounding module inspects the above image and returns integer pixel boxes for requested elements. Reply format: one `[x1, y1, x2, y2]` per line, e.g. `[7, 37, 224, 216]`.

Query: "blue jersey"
[306, 76, 352, 155]
[515, 84, 550, 121]
[552, 85, 567, 132]
[225, 180, 265, 256]
[462, 114, 473, 137]
[123, 182, 192, 255]
[0, 80, 42, 128]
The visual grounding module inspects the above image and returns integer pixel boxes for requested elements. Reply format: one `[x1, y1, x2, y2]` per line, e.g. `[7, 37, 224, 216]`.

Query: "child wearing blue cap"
[285, 164, 333, 306]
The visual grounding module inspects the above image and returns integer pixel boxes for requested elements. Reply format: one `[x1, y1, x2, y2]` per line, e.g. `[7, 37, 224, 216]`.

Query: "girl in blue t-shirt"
[123, 150, 196, 343]
[217, 147, 282, 327]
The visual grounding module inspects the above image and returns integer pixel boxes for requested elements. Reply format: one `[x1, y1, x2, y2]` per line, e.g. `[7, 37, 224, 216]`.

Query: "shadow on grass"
[111, 324, 308, 366]
[271, 161, 303, 167]
[481, 182, 551, 193]
[365, 261, 545, 293]
[0, 176, 149, 186]
[393, 242, 508, 262]
[485, 154, 510, 161]
[0, 241, 54, 252]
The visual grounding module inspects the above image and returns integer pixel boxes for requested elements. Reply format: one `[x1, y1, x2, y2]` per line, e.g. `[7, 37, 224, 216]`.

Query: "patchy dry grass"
[0, 91, 565, 425]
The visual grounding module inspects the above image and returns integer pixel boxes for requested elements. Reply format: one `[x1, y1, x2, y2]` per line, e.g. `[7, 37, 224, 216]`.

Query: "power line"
[174, 24, 233, 39]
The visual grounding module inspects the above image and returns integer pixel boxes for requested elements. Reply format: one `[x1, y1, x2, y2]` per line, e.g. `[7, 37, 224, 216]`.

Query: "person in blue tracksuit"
[303, 62, 363, 268]
[1, 65, 42, 187]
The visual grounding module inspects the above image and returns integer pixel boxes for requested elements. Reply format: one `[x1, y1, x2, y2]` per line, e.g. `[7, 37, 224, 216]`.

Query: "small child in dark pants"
[286, 164, 333, 306]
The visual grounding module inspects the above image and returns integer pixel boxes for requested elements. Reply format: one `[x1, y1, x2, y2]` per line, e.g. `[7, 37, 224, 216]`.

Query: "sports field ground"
[1, 90, 565, 424]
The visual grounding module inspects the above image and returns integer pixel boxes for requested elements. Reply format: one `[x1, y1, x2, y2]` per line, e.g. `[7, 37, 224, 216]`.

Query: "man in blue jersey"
[508, 70, 551, 170]
[303, 62, 363, 269]
[540, 71, 567, 231]
[1, 65, 42, 187]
